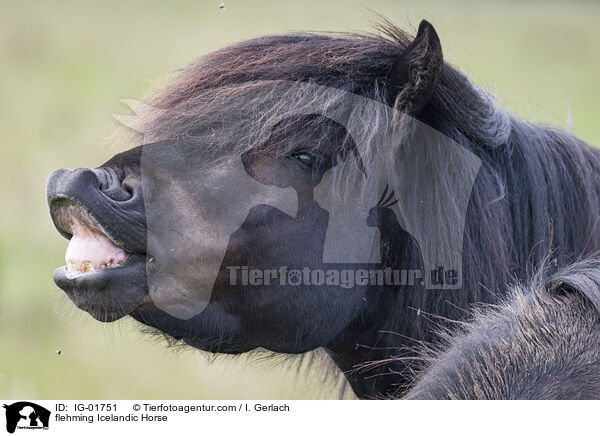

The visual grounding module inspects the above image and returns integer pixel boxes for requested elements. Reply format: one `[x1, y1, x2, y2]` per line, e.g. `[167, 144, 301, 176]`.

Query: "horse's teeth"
[81, 261, 94, 273]
[65, 225, 127, 273]
[67, 259, 124, 273]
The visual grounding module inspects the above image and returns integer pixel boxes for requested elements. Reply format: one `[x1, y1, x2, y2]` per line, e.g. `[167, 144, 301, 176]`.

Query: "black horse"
[46, 20, 600, 398]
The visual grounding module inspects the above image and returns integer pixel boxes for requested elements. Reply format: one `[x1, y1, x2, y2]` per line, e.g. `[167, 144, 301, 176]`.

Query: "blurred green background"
[1, 0, 598, 399]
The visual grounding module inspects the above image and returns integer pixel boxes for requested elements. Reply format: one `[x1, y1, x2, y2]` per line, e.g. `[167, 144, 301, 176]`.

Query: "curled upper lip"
[46, 167, 146, 254]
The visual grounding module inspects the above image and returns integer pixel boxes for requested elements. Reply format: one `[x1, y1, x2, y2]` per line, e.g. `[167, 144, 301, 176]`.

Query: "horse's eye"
[291, 152, 316, 168]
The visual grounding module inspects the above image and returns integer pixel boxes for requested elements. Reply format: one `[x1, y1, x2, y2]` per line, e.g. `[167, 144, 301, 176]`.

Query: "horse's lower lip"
[53, 254, 148, 322]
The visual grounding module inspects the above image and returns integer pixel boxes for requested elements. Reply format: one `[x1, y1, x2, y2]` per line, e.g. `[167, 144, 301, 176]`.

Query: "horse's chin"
[53, 254, 149, 322]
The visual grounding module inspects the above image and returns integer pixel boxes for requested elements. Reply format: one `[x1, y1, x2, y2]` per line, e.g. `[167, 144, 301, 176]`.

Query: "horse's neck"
[505, 121, 600, 267]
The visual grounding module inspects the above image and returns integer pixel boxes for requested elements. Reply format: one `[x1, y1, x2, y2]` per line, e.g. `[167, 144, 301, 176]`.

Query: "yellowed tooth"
[67, 261, 77, 272]
[80, 261, 94, 273]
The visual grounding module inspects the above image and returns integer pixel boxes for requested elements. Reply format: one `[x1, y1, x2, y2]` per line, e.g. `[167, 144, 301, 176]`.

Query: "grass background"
[1, 0, 599, 399]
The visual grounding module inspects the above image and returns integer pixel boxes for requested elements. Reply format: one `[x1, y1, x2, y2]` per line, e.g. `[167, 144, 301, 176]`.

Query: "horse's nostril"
[103, 186, 132, 202]
[123, 180, 135, 196]
[96, 168, 137, 202]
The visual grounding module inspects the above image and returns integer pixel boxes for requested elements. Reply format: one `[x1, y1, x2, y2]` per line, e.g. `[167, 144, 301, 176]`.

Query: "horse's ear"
[387, 20, 443, 115]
